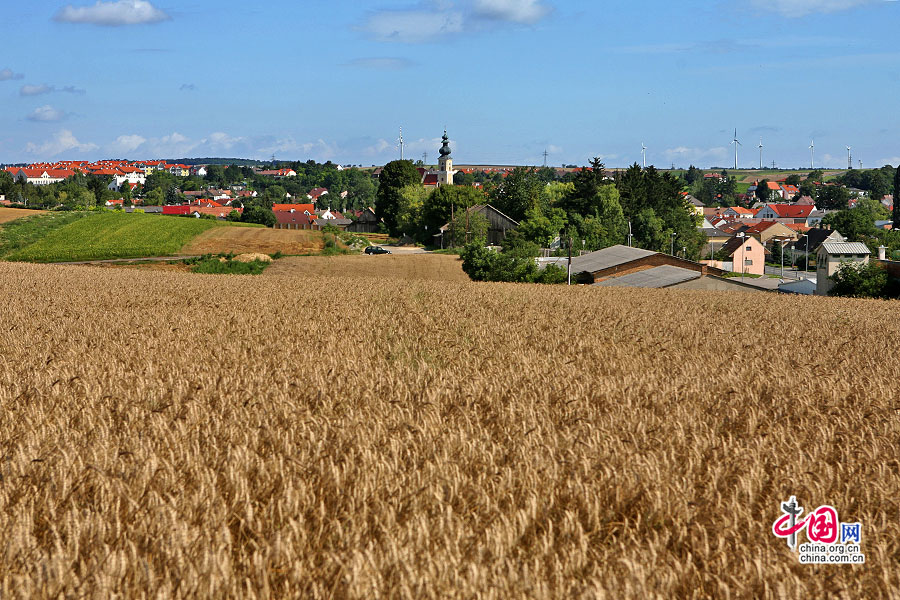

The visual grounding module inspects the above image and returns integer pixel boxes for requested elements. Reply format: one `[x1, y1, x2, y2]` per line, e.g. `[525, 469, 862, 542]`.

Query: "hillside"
[0, 255, 895, 597]
[0, 211, 252, 262]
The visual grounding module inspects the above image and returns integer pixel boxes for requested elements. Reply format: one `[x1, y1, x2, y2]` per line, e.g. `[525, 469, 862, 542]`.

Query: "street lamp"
[670, 231, 677, 256]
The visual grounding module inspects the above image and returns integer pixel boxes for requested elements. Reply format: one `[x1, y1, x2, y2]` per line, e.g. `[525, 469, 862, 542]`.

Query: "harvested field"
[0, 256, 898, 598]
[182, 227, 324, 255]
[0, 207, 46, 224]
[264, 252, 469, 282]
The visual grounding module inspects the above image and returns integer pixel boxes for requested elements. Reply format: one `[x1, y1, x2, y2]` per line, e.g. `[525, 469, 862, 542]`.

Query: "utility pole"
[422, 151, 428, 165]
[465, 206, 469, 245]
[627, 221, 633, 247]
[567, 233, 572, 285]
[542, 149, 549, 167]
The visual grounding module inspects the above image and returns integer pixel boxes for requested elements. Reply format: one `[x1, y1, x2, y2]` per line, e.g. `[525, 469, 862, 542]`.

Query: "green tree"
[822, 206, 877, 241]
[517, 206, 567, 248]
[447, 210, 489, 247]
[120, 181, 132, 204]
[684, 165, 701, 185]
[205, 164, 226, 185]
[422, 185, 484, 234]
[375, 160, 421, 235]
[893, 166, 900, 230]
[632, 207, 668, 252]
[488, 167, 544, 221]
[145, 188, 164, 206]
[817, 185, 850, 210]
[806, 169, 824, 182]
[785, 174, 802, 186]
[756, 179, 771, 202]
[241, 205, 276, 227]
[395, 184, 429, 239]
[829, 261, 888, 298]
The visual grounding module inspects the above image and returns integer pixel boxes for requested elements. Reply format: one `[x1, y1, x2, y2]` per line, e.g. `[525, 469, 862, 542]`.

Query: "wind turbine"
[641, 143, 646, 169]
[730, 129, 741, 170]
[847, 146, 852, 170]
[758, 138, 763, 170]
[809, 140, 815, 169]
[398, 127, 404, 160]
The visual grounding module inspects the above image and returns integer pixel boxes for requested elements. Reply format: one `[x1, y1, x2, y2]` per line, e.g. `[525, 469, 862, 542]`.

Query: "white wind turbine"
[641, 143, 647, 169]
[847, 146, 852, 170]
[730, 129, 741, 170]
[809, 140, 815, 169]
[758, 138, 763, 170]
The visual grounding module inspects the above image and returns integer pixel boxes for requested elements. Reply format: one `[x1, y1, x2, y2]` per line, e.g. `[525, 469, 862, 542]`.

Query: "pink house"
[720, 234, 765, 275]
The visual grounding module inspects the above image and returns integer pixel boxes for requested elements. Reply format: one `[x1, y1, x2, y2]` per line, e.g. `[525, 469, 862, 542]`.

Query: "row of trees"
[374, 158, 704, 261]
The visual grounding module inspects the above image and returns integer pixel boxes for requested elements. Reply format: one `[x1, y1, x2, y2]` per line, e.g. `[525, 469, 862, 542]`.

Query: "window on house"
[745, 259, 753, 265]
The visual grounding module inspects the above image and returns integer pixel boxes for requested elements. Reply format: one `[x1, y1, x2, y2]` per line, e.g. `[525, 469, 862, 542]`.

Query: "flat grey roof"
[592, 265, 701, 288]
[571, 244, 657, 274]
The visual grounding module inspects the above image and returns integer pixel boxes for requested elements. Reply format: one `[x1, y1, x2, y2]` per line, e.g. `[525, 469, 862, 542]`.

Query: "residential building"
[718, 234, 765, 276]
[816, 241, 871, 295]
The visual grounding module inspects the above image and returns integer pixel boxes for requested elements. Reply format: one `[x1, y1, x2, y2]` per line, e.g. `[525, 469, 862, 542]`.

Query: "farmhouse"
[346, 207, 380, 233]
[435, 203, 518, 247]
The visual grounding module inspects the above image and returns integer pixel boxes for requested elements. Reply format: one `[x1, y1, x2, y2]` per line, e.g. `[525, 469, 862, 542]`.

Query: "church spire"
[439, 130, 451, 158]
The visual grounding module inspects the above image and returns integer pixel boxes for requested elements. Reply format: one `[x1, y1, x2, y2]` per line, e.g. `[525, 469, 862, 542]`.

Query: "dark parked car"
[364, 246, 391, 255]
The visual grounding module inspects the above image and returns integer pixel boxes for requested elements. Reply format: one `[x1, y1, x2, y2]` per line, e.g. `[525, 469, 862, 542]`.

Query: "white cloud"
[0, 68, 24, 81]
[361, 0, 552, 43]
[20, 84, 52, 96]
[202, 132, 245, 151]
[25, 130, 98, 157]
[26, 105, 67, 122]
[108, 134, 146, 154]
[875, 156, 900, 167]
[750, 0, 878, 17]
[20, 84, 85, 96]
[363, 8, 464, 43]
[547, 144, 563, 154]
[473, 0, 552, 23]
[54, 0, 170, 26]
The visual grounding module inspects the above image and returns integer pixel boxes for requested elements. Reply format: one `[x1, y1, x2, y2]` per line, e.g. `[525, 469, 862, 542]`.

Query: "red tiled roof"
[272, 203, 315, 214]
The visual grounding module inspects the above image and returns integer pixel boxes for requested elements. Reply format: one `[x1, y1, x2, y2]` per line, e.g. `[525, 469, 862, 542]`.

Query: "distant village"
[2, 147, 898, 297]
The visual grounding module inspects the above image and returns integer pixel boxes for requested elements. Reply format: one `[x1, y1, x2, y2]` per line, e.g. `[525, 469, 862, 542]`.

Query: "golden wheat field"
[1, 255, 898, 599]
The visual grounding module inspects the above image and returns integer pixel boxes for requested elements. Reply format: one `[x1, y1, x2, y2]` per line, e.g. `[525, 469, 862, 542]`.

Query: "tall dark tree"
[893, 166, 900, 230]
[375, 160, 421, 234]
[487, 167, 544, 222]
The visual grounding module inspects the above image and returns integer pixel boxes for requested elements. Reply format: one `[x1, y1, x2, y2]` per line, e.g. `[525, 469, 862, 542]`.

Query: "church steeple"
[437, 130, 454, 186]
[439, 130, 451, 157]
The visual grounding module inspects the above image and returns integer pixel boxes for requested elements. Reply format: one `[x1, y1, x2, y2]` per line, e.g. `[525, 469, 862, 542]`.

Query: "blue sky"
[2, 0, 900, 168]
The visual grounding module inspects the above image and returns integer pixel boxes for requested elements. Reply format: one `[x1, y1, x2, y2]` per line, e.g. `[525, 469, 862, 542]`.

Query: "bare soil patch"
[181, 227, 324, 255]
[263, 252, 469, 282]
[0, 207, 47, 224]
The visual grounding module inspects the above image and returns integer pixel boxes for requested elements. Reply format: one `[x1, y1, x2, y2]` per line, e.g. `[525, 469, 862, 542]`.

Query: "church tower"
[437, 130, 454, 186]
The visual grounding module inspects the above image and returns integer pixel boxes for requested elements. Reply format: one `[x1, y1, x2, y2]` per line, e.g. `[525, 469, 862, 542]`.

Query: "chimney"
[878, 245, 887, 261]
